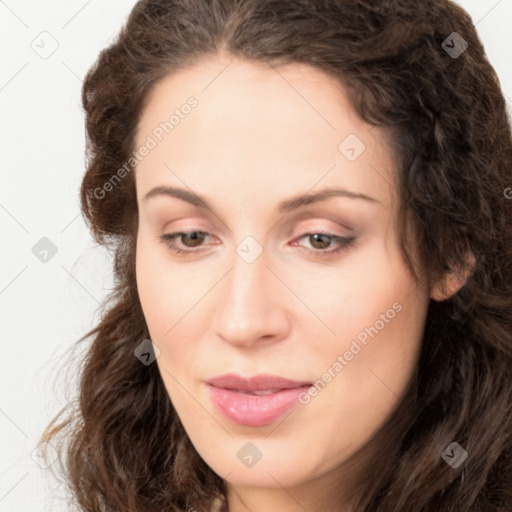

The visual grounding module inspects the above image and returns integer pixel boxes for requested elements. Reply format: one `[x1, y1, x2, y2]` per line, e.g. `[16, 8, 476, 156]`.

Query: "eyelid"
[159, 227, 357, 260]
[290, 219, 354, 238]
[162, 216, 355, 241]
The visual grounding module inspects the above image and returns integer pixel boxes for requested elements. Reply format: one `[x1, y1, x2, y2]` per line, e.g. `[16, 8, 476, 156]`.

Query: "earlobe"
[430, 272, 467, 301]
[430, 252, 475, 302]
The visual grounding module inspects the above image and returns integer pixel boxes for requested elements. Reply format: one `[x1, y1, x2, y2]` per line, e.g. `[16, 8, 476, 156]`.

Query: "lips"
[207, 373, 311, 391]
[206, 373, 312, 426]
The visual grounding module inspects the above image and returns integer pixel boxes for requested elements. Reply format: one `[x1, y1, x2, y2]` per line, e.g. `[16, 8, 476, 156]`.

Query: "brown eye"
[159, 231, 212, 255]
[291, 232, 356, 260]
[307, 233, 333, 250]
[178, 231, 207, 247]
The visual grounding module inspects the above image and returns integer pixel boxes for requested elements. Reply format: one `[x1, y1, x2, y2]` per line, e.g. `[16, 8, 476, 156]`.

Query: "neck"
[225, 467, 355, 512]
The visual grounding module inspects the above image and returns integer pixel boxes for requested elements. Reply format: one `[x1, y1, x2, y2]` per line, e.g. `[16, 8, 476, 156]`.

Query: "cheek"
[135, 234, 169, 336]
[135, 230, 212, 382]
[298, 235, 419, 346]
[295, 293, 425, 468]
[136, 228, 199, 335]
[303, 239, 426, 426]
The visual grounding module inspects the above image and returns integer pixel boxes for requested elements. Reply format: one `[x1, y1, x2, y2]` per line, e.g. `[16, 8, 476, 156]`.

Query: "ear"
[430, 251, 475, 302]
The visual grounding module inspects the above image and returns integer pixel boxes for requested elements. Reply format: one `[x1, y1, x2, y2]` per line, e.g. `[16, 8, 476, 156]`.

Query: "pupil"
[311, 234, 330, 249]
[184, 231, 204, 247]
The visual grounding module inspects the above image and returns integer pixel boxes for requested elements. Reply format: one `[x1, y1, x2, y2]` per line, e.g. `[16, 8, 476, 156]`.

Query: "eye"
[158, 230, 356, 259]
[159, 231, 212, 255]
[291, 232, 356, 259]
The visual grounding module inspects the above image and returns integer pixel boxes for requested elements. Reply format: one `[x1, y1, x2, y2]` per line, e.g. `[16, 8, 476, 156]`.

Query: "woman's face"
[134, 55, 431, 503]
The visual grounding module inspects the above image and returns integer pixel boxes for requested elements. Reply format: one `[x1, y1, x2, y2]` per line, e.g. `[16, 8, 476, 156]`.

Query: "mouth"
[206, 373, 312, 426]
[229, 388, 284, 395]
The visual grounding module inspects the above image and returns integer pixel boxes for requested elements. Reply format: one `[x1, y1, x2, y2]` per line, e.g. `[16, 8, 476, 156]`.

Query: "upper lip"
[207, 373, 312, 391]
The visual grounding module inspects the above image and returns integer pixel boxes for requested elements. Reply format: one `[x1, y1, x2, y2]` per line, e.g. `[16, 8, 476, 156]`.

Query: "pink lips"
[206, 373, 312, 427]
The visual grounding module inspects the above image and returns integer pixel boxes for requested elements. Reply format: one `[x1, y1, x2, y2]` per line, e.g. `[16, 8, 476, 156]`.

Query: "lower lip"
[207, 384, 311, 427]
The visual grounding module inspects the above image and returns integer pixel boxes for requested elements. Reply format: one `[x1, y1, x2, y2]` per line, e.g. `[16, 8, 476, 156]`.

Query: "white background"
[1, 1, 511, 510]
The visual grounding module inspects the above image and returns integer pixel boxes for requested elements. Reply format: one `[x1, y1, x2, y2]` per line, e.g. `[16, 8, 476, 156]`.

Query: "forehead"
[134, 56, 396, 209]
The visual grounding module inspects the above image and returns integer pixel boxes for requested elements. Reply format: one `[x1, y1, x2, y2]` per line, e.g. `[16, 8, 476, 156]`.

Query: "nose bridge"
[212, 235, 288, 345]
[224, 239, 271, 320]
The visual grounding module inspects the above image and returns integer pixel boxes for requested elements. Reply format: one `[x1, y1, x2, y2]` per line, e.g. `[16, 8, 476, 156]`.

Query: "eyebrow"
[141, 185, 381, 213]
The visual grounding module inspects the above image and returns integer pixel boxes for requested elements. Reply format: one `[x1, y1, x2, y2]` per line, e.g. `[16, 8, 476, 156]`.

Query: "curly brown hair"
[39, 0, 512, 511]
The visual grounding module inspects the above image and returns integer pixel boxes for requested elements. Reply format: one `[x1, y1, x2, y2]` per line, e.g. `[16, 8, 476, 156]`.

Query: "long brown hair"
[39, 0, 512, 510]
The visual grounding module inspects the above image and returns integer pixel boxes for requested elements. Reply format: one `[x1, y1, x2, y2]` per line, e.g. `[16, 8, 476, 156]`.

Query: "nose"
[211, 243, 291, 349]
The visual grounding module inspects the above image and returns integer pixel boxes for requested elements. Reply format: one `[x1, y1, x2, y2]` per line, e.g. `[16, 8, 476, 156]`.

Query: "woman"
[40, 0, 512, 510]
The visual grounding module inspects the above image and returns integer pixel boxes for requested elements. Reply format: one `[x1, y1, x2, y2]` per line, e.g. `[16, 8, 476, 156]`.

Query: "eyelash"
[158, 230, 356, 259]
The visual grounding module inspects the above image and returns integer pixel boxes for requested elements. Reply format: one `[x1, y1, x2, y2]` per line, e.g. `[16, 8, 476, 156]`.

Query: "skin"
[134, 54, 464, 512]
